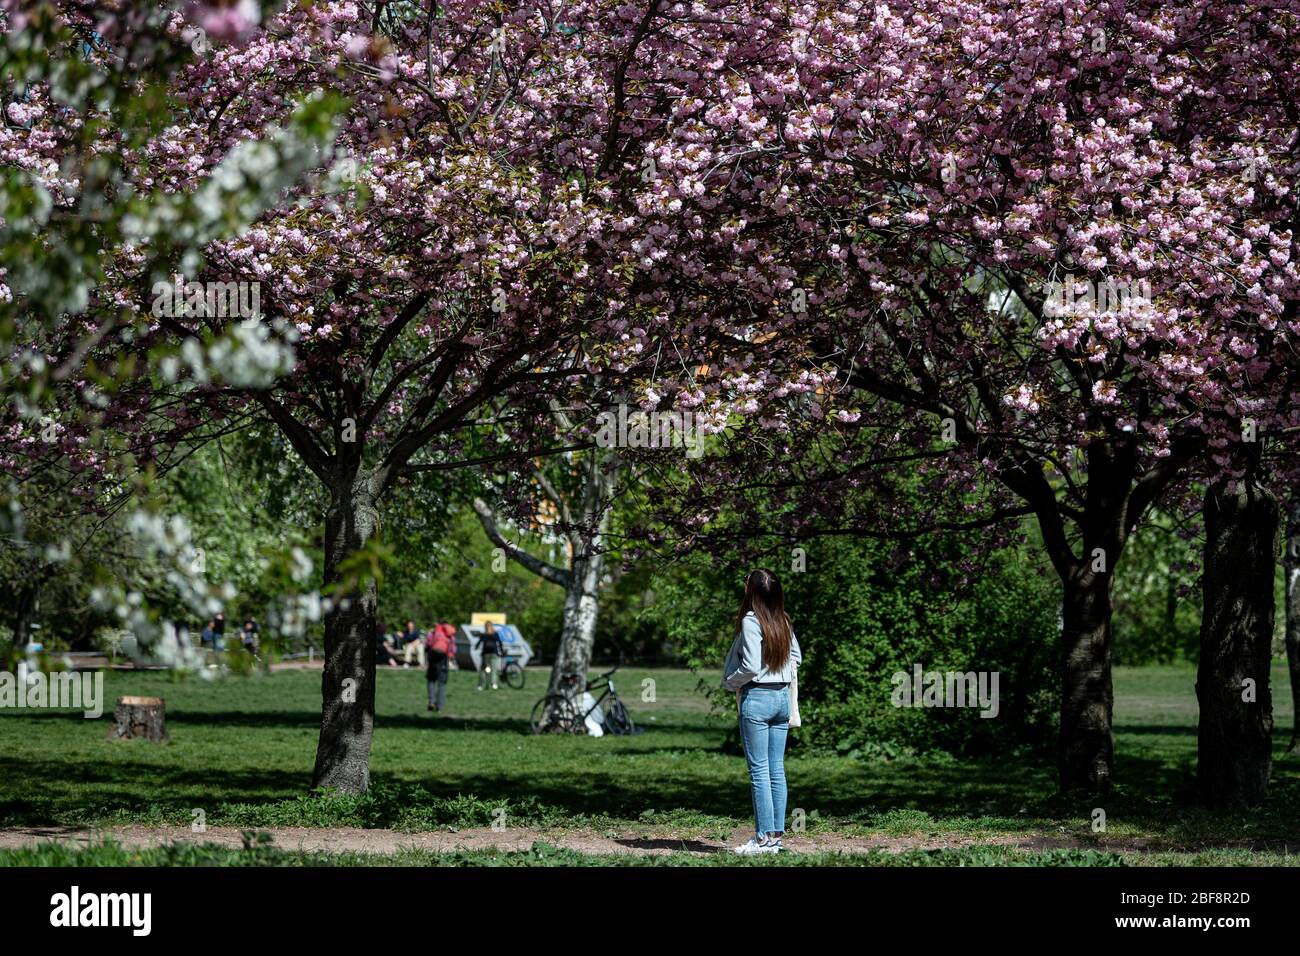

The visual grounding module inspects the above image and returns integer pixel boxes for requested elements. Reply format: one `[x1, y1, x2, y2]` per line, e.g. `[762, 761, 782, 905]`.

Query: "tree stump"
[106, 696, 168, 742]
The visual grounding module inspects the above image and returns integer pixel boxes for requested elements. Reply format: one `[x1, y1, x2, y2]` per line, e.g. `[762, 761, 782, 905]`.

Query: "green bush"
[644, 531, 1060, 759]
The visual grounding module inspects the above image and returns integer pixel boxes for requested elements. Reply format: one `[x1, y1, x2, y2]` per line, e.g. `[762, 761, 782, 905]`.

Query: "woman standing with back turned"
[722, 568, 802, 855]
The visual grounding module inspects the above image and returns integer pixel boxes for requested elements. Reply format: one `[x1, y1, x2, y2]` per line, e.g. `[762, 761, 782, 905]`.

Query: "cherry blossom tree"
[0, 0, 350, 686]
[629, 0, 1300, 798]
[10, 0, 830, 793]
[18, 0, 1297, 808]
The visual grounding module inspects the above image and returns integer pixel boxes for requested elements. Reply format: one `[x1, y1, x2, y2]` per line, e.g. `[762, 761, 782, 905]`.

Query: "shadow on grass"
[0, 754, 312, 826]
[2, 708, 536, 734]
[614, 837, 721, 853]
[2, 709, 715, 739]
[5, 705, 1300, 843]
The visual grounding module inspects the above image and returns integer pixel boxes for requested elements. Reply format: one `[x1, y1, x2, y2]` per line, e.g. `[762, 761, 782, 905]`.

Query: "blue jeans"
[427, 660, 448, 709]
[739, 685, 790, 839]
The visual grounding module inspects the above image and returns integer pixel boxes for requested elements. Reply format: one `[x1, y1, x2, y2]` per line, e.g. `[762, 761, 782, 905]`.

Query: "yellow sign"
[470, 612, 507, 626]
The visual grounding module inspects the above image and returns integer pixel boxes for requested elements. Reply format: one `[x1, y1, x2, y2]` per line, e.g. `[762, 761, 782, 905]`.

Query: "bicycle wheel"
[504, 660, 526, 690]
[605, 698, 635, 735]
[530, 694, 580, 734]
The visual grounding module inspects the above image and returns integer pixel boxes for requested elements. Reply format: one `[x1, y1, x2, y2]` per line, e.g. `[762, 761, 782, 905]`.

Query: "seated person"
[375, 623, 402, 667]
[400, 621, 426, 668]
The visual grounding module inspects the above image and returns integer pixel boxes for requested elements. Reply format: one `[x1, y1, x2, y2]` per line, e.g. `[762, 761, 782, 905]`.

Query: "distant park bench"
[44, 651, 108, 670]
[47, 651, 154, 671]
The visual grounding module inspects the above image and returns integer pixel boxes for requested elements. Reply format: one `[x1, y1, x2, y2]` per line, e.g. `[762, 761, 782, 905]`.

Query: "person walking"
[425, 623, 455, 712]
[433, 621, 459, 670]
[722, 568, 802, 855]
[476, 622, 503, 691]
[240, 618, 260, 656]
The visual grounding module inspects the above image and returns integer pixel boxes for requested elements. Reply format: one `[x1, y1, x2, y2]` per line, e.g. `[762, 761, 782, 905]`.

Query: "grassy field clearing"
[2, 663, 1297, 865]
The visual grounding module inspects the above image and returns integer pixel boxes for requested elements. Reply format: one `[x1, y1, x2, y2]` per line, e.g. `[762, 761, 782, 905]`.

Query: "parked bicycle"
[499, 651, 526, 690]
[530, 664, 637, 735]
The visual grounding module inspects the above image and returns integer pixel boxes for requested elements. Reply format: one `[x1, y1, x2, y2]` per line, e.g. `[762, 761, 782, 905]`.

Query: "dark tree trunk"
[1196, 482, 1277, 808]
[310, 472, 382, 794]
[1285, 495, 1300, 754]
[11, 578, 40, 655]
[1058, 567, 1115, 795]
[1051, 439, 1145, 796]
[1165, 569, 1179, 644]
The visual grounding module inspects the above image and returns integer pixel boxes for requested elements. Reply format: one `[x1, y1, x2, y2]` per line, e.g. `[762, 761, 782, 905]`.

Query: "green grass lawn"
[2, 662, 1298, 865]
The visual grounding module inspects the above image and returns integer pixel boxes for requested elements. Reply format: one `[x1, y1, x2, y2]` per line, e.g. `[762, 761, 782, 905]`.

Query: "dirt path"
[6, 825, 1290, 857]
[0, 824, 1060, 857]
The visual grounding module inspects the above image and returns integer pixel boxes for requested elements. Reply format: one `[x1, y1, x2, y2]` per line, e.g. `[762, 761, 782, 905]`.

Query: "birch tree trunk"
[542, 453, 617, 723]
[545, 546, 605, 702]
[474, 449, 618, 730]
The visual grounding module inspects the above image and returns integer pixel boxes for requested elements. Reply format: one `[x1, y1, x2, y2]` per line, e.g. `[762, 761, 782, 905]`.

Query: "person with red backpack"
[425, 622, 457, 712]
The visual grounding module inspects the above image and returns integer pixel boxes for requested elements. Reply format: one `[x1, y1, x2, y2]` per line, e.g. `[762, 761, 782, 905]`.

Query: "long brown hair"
[734, 568, 793, 671]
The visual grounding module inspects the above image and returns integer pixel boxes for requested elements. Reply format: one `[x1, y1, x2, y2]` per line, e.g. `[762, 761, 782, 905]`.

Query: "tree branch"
[471, 497, 571, 586]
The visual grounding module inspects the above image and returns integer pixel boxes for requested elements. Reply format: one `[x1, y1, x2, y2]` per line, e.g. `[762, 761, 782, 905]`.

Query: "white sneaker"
[733, 837, 779, 856]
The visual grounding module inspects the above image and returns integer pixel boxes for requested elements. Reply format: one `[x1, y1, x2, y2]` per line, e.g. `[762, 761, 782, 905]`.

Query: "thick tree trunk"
[1196, 482, 1277, 808]
[310, 472, 381, 794]
[12, 578, 40, 653]
[539, 453, 617, 730]
[546, 548, 605, 707]
[474, 450, 618, 731]
[1058, 568, 1115, 795]
[1285, 496, 1300, 754]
